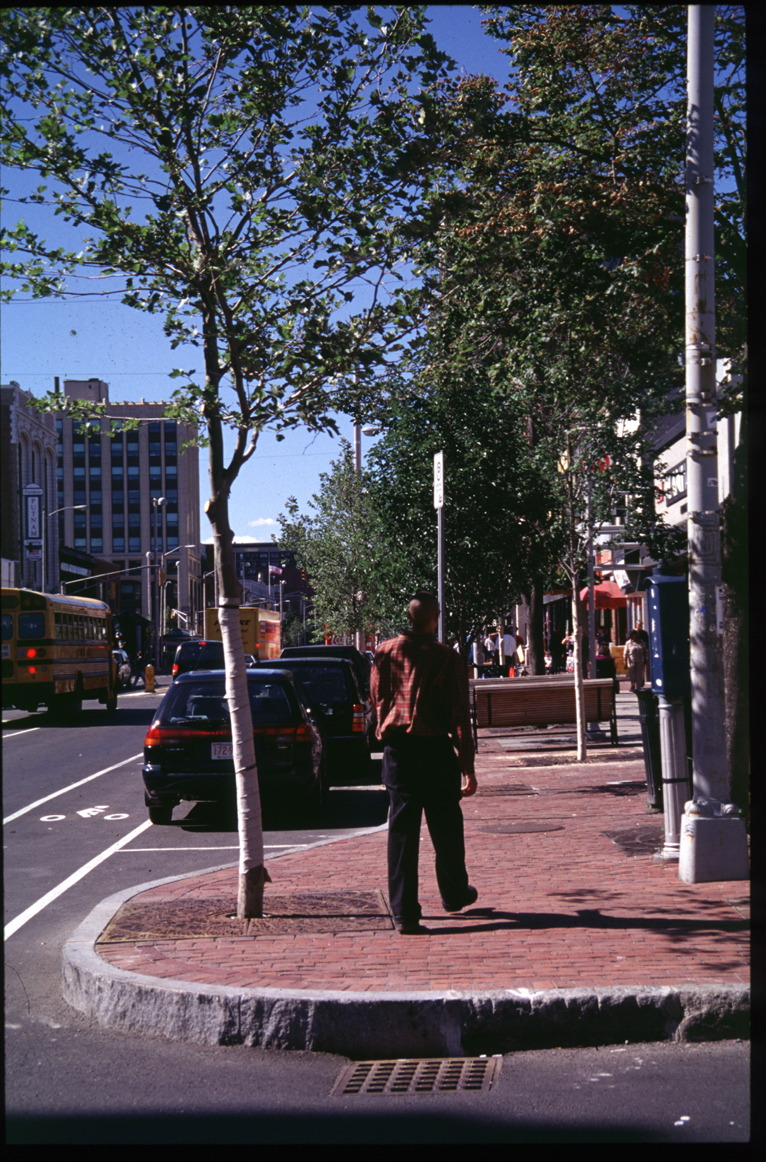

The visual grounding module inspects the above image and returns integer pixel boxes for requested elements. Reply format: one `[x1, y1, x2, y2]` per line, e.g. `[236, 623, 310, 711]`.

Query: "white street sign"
[433, 451, 444, 509]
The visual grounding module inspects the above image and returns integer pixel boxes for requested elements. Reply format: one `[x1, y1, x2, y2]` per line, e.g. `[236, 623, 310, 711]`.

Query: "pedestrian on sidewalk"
[371, 590, 478, 935]
[624, 630, 647, 691]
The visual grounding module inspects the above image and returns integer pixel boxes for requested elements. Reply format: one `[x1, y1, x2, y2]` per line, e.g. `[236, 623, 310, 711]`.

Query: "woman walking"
[623, 630, 647, 691]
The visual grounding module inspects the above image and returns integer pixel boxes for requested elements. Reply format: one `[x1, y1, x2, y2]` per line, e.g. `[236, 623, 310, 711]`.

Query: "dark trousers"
[382, 733, 470, 923]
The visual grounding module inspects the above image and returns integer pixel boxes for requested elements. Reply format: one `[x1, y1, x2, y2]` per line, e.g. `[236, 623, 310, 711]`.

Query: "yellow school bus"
[2, 587, 117, 715]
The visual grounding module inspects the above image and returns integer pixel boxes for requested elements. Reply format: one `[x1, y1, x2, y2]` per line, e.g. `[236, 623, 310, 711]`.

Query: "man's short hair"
[408, 590, 439, 631]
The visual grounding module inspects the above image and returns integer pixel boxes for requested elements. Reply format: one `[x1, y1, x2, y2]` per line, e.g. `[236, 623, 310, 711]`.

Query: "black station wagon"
[142, 669, 325, 824]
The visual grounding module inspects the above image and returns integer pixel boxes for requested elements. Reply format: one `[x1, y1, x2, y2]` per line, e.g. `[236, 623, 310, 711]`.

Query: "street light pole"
[152, 497, 166, 669]
[678, 5, 748, 883]
[45, 503, 86, 594]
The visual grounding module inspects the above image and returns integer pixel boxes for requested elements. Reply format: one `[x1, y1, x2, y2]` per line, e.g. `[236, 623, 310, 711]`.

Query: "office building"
[55, 379, 202, 623]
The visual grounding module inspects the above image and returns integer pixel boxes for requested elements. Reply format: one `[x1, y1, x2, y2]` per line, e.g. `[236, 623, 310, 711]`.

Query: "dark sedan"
[264, 657, 373, 783]
[142, 669, 326, 824]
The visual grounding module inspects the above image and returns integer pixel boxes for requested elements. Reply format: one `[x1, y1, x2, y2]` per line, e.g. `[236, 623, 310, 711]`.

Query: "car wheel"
[148, 803, 173, 825]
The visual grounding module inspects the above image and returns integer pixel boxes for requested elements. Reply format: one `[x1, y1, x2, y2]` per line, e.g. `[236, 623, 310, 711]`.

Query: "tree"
[279, 441, 409, 643]
[0, 6, 451, 914]
[361, 350, 553, 657]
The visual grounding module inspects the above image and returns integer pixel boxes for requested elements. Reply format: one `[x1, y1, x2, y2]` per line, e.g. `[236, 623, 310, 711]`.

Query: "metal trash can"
[635, 689, 662, 811]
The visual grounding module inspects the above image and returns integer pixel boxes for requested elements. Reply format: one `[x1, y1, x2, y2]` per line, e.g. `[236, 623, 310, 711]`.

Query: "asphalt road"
[3, 686, 752, 1143]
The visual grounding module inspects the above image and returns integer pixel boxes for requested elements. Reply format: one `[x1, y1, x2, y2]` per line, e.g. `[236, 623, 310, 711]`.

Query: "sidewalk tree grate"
[332, 1057, 501, 1096]
[97, 890, 393, 942]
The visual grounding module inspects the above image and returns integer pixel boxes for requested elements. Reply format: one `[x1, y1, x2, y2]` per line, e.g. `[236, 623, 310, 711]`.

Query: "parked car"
[112, 648, 132, 691]
[279, 644, 372, 697]
[171, 638, 224, 679]
[142, 669, 326, 824]
[265, 657, 373, 782]
[244, 653, 257, 667]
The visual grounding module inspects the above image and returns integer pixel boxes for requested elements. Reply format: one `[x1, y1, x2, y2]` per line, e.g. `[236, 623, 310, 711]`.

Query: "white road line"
[3, 752, 143, 825]
[2, 727, 41, 736]
[119, 844, 309, 851]
[4, 818, 153, 941]
[121, 846, 241, 852]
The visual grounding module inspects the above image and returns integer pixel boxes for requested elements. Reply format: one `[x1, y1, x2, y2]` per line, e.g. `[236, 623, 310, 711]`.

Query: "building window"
[129, 537, 141, 552]
[113, 536, 125, 553]
[662, 462, 687, 505]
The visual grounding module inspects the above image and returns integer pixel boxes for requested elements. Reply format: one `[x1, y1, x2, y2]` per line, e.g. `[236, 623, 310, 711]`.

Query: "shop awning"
[579, 580, 628, 610]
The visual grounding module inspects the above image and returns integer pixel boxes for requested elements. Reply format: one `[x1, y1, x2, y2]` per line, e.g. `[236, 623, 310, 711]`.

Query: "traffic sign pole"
[434, 452, 445, 642]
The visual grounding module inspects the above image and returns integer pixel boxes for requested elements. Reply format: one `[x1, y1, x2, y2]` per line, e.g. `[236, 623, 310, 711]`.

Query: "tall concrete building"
[55, 379, 202, 624]
[1, 381, 59, 590]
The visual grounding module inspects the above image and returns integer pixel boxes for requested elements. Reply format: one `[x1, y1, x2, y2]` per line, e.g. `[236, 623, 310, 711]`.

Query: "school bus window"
[19, 612, 46, 639]
[55, 613, 62, 639]
[2, 613, 12, 641]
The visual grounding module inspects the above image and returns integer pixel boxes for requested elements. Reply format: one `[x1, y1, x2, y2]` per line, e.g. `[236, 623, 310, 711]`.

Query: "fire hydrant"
[144, 663, 155, 692]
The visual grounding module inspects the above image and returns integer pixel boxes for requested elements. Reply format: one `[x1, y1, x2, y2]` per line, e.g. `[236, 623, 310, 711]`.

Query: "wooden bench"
[469, 676, 618, 750]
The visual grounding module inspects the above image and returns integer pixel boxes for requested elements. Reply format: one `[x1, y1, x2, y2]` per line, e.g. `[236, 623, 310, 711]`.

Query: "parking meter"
[644, 567, 690, 699]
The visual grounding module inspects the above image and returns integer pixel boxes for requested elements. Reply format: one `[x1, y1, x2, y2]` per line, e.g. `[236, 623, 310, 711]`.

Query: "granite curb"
[62, 869, 750, 1058]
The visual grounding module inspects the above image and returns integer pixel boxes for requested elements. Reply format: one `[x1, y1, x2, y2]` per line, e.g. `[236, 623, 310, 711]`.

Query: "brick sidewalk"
[98, 730, 750, 995]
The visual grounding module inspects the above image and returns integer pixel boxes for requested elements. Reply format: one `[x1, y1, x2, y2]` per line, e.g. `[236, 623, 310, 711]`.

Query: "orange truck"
[203, 606, 281, 660]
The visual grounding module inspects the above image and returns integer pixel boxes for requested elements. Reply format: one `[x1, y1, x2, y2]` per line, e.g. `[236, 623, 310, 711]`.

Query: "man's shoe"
[442, 885, 478, 913]
[395, 921, 428, 935]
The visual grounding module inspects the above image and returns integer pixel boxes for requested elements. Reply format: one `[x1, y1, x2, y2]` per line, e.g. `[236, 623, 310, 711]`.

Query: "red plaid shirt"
[371, 632, 475, 774]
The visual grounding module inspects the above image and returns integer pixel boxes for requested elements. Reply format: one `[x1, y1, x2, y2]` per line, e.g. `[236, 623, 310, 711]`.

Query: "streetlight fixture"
[44, 504, 86, 593]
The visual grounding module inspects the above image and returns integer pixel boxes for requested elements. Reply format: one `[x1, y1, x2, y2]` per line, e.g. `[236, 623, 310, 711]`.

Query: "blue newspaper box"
[645, 568, 690, 699]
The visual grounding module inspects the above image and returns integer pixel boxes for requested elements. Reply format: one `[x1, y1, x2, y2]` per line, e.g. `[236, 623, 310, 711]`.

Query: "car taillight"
[25, 647, 45, 658]
[352, 704, 365, 732]
[144, 723, 230, 746]
[172, 664, 179, 676]
[257, 723, 314, 742]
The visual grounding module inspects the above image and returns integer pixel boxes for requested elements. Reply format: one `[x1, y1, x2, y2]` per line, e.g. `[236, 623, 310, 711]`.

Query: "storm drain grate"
[332, 1057, 501, 1096]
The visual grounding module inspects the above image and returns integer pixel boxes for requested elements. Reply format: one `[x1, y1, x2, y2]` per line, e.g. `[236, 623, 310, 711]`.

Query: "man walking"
[371, 591, 478, 934]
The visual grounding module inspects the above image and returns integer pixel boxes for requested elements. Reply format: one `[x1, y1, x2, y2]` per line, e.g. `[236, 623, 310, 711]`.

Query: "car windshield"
[159, 678, 296, 725]
[277, 664, 352, 706]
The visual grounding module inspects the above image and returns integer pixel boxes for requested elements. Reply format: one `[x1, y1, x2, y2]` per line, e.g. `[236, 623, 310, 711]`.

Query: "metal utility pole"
[434, 451, 445, 643]
[679, 4, 747, 882]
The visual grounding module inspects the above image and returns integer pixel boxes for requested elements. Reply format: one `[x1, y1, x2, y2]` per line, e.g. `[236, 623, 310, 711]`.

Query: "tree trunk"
[526, 576, 546, 675]
[207, 488, 269, 917]
[571, 581, 587, 761]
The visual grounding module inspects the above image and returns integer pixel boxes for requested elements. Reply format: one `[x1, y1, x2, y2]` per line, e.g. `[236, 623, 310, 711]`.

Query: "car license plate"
[211, 742, 233, 760]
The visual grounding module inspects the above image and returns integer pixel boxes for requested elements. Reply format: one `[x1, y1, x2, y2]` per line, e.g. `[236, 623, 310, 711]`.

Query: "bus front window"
[18, 613, 46, 639]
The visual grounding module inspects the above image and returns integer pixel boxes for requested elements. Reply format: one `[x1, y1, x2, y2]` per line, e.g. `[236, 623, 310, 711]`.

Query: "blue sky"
[0, 8, 507, 543]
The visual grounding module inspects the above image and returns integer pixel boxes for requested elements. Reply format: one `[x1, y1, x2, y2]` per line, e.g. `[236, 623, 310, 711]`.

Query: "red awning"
[579, 580, 628, 609]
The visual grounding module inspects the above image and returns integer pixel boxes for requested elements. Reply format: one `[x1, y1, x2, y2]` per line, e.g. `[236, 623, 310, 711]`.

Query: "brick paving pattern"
[99, 700, 750, 995]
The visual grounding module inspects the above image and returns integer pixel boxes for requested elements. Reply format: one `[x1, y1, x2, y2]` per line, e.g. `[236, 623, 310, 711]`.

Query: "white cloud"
[248, 517, 278, 527]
